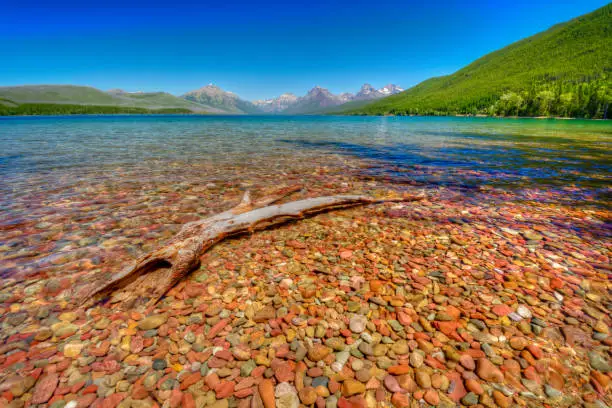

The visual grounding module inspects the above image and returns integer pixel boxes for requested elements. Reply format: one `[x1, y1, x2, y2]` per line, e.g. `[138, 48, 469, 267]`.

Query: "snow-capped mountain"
[252, 93, 299, 113]
[354, 83, 405, 100]
[180, 83, 404, 114]
[282, 86, 347, 114]
[279, 83, 404, 114]
[379, 84, 404, 95]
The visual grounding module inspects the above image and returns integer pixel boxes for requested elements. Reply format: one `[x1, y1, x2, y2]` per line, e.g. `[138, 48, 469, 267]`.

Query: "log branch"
[80, 187, 423, 309]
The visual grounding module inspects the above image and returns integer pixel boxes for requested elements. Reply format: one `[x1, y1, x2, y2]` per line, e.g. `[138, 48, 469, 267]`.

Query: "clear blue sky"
[1, 0, 608, 100]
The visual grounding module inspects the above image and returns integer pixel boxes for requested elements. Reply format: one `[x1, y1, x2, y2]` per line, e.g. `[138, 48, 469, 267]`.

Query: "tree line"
[488, 77, 610, 118]
[0, 103, 195, 116]
[372, 76, 611, 119]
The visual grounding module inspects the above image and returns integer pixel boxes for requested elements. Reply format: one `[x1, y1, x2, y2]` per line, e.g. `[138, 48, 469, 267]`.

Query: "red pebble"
[446, 372, 467, 402]
[182, 392, 196, 408]
[491, 305, 512, 317]
[391, 393, 410, 407]
[328, 379, 341, 394]
[215, 349, 233, 361]
[131, 384, 148, 400]
[527, 344, 543, 359]
[215, 381, 235, 398]
[234, 387, 254, 398]
[204, 373, 220, 389]
[71, 381, 86, 394]
[207, 319, 229, 339]
[82, 384, 98, 394]
[180, 372, 201, 390]
[76, 393, 97, 408]
[250, 366, 266, 378]
[550, 278, 564, 289]
[169, 389, 183, 408]
[100, 392, 126, 408]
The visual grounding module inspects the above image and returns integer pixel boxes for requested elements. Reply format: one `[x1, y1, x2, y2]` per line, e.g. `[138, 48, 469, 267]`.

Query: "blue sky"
[1, 0, 608, 100]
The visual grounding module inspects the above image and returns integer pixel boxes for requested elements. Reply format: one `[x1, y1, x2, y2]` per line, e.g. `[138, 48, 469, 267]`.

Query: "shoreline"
[1, 112, 610, 121]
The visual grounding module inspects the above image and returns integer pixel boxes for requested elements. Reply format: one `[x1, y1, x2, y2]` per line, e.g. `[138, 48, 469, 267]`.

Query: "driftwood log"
[81, 187, 423, 309]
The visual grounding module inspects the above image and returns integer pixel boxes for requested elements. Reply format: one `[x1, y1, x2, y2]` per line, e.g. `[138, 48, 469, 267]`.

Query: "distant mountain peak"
[181, 84, 260, 114]
[258, 82, 403, 114]
[308, 85, 327, 92]
[252, 92, 299, 113]
[379, 84, 404, 95]
[195, 83, 224, 92]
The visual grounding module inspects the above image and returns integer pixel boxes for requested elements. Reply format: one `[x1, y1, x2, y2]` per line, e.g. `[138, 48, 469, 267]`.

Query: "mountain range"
[253, 84, 404, 113]
[0, 83, 404, 115]
[179, 83, 404, 114]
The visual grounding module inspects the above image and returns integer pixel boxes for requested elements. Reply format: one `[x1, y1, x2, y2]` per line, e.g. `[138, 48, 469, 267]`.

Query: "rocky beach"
[0, 116, 610, 408]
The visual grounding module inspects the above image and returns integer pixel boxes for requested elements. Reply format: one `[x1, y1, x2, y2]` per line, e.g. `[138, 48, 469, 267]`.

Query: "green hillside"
[0, 85, 120, 105]
[0, 85, 214, 115]
[344, 4, 611, 118]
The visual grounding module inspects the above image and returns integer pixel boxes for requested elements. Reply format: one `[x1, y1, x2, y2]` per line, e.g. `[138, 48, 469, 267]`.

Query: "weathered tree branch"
[81, 187, 423, 309]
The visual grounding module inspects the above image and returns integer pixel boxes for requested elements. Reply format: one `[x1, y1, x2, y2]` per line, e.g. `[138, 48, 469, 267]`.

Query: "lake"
[2, 114, 610, 190]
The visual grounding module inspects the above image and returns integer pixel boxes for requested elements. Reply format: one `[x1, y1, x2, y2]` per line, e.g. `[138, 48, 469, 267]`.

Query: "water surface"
[2, 115, 610, 199]
[1, 115, 610, 279]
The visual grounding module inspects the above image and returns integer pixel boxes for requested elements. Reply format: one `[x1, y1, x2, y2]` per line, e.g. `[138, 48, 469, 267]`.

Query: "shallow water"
[2, 115, 610, 179]
[2, 116, 612, 408]
[1, 115, 610, 279]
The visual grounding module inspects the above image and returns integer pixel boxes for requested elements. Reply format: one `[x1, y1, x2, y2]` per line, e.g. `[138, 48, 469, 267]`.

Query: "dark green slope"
[344, 4, 611, 118]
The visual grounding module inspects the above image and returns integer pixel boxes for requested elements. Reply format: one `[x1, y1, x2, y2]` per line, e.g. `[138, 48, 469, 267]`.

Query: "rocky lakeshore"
[0, 156, 610, 408]
[1, 115, 611, 408]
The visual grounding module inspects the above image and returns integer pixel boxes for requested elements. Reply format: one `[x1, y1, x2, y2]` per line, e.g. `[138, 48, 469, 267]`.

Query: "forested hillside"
[343, 4, 611, 118]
